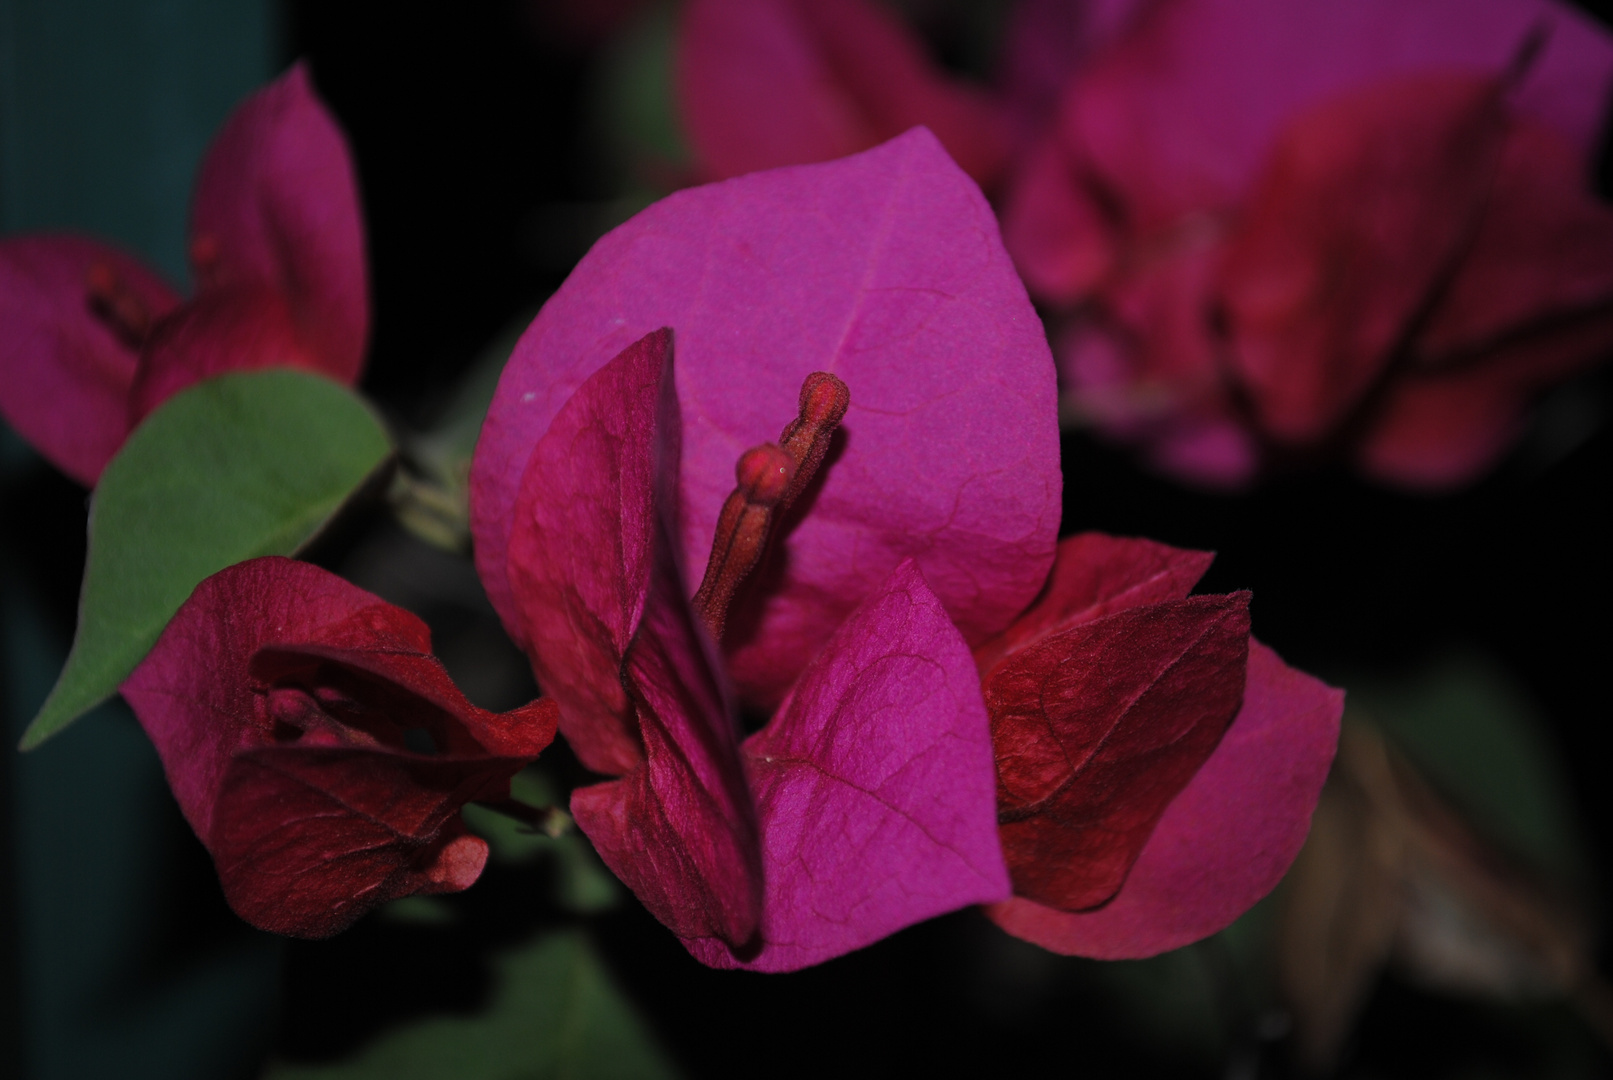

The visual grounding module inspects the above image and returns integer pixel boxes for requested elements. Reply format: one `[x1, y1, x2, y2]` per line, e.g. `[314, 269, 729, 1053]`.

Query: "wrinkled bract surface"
[0, 62, 367, 484]
[121, 557, 557, 938]
[1000, 0, 1613, 488]
[978, 534, 1342, 957]
[492, 327, 1009, 971]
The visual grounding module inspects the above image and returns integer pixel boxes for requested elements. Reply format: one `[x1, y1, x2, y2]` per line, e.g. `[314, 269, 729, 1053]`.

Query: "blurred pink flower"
[676, 0, 1012, 188]
[1002, 0, 1613, 488]
[0, 63, 368, 485]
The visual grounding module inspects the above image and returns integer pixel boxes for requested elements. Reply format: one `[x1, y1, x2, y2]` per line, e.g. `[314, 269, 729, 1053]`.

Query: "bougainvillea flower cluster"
[1000, 0, 1613, 488]
[471, 129, 1341, 966]
[121, 557, 558, 938]
[0, 63, 367, 485]
[472, 130, 1054, 970]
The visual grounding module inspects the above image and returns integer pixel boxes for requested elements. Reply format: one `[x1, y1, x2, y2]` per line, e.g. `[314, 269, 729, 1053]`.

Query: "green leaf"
[262, 929, 678, 1080]
[20, 370, 392, 750]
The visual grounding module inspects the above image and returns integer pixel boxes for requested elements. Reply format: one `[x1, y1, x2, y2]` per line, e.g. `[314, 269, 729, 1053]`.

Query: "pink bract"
[495, 329, 1009, 971]
[0, 62, 367, 485]
[120, 557, 558, 939]
[472, 128, 1060, 711]
[0, 236, 180, 485]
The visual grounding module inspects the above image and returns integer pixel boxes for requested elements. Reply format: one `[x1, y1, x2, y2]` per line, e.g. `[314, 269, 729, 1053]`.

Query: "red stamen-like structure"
[692, 370, 850, 641]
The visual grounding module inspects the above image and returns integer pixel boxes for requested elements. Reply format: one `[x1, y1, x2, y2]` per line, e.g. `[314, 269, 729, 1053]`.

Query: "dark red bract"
[121, 557, 558, 938]
[976, 533, 1342, 957]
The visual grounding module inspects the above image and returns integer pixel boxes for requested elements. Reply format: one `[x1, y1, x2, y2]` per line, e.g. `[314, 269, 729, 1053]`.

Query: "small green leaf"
[20, 370, 392, 750]
[263, 929, 678, 1080]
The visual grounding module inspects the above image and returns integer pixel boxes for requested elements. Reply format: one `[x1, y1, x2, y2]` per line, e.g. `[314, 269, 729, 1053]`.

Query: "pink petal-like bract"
[0, 236, 180, 484]
[572, 536, 766, 953]
[985, 639, 1343, 958]
[472, 128, 1060, 711]
[120, 557, 557, 939]
[516, 332, 764, 951]
[510, 333, 1007, 971]
[690, 560, 1010, 972]
[130, 62, 368, 417]
[677, 0, 1011, 188]
[1039, 0, 1613, 225]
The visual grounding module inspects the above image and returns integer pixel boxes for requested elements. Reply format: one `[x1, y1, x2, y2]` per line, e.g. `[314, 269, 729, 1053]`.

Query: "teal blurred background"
[2, 3, 283, 1076]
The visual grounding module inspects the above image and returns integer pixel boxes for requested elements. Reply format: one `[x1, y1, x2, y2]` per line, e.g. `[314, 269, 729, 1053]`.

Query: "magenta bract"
[0, 62, 367, 485]
[120, 557, 558, 939]
[472, 128, 1061, 711]
[494, 329, 1009, 971]
[472, 132, 1051, 968]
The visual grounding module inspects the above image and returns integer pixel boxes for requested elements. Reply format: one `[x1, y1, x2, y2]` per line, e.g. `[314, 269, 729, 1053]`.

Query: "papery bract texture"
[0, 62, 367, 483]
[975, 533, 1341, 956]
[473, 128, 1060, 712]
[678, 0, 1011, 187]
[120, 557, 557, 938]
[1000, 0, 1613, 489]
[0, 236, 180, 485]
[988, 592, 1251, 911]
[506, 328, 674, 775]
[693, 560, 1009, 972]
[498, 327, 1010, 971]
[985, 640, 1343, 957]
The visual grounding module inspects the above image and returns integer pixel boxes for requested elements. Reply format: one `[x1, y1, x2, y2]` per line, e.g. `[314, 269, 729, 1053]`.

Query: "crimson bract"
[121, 558, 558, 938]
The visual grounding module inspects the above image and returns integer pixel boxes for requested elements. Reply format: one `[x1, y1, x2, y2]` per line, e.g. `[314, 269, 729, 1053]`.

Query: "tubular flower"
[0, 62, 368, 485]
[120, 557, 559, 939]
[1000, 0, 1613, 489]
[471, 130, 1058, 970]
